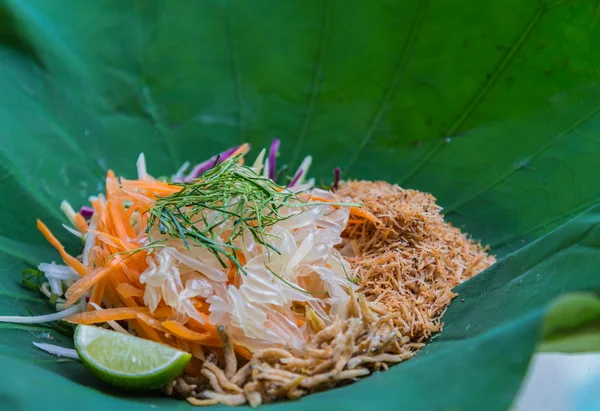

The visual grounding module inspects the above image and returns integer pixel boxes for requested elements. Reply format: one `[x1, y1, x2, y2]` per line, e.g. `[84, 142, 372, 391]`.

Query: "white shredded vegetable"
[251, 148, 266, 174]
[173, 161, 191, 181]
[60, 200, 77, 226]
[140, 187, 354, 351]
[88, 302, 129, 334]
[297, 155, 312, 184]
[21, 146, 358, 355]
[38, 262, 80, 281]
[136, 152, 147, 180]
[33, 342, 79, 360]
[62, 223, 83, 238]
[0, 303, 82, 324]
[82, 205, 99, 267]
[48, 278, 63, 296]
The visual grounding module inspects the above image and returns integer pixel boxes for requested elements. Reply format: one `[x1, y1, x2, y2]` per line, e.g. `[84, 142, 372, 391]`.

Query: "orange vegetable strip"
[118, 189, 153, 210]
[37, 220, 87, 277]
[100, 286, 153, 341]
[73, 213, 89, 233]
[234, 345, 252, 360]
[65, 258, 122, 306]
[192, 298, 204, 310]
[87, 279, 106, 311]
[65, 306, 152, 324]
[105, 170, 118, 200]
[136, 313, 169, 333]
[185, 358, 203, 377]
[107, 200, 137, 242]
[90, 230, 136, 251]
[125, 204, 139, 219]
[177, 339, 191, 353]
[120, 180, 182, 196]
[120, 263, 142, 286]
[227, 250, 246, 283]
[122, 205, 138, 238]
[230, 143, 250, 160]
[162, 321, 220, 345]
[188, 314, 218, 336]
[106, 200, 128, 240]
[104, 277, 166, 344]
[117, 283, 144, 298]
[348, 207, 381, 224]
[303, 195, 382, 224]
[90, 197, 108, 233]
[89, 232, 146, 279]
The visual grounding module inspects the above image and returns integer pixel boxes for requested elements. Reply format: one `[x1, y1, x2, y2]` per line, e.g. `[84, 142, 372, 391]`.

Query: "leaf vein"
[290, 0, 332, 166]
[490, 198, 600, 249]
[226, 0, 245, 144]
[344, 0, 429, 174]
[444, 105, 600, 214]
[399, 1, 548, 185]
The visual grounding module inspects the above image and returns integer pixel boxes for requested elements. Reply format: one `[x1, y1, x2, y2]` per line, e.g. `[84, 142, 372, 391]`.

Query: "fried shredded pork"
[171, 180, 495, 407]
[169, 291, 413, 407]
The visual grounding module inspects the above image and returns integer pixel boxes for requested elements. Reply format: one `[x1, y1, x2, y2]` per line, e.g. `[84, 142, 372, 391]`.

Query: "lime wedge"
[74, 325, 191, 390]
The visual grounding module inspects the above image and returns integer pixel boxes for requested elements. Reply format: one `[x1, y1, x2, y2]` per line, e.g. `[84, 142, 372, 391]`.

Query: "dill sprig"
[21, 268, 44, 292]
[147, 155, 359, 273]
[264, 263, 326, 295]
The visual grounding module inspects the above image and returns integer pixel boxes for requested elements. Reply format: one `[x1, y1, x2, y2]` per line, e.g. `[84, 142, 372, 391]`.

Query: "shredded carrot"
[65, 306, 153, 324]
[90, 230, 137, 251]
[227, 250, 246, 283]
[347, 218, 364, 225]
[230, 143, 250, 160]
[162, 321, 220, 345]
[37, 220, 88, 276]
[185, 357, 204, 376]
[188, 314, 217, 336]
[348, 206, 381, 224]
[234, 344, 252, 360]
[90, 196, 107, 232]
[64, 258, 122, 306]
[302, 194, 383, 224]
[88, 279, 106, 311]
[106, 200, 129, 240]
[120, 262, 143, 285]
[73, 213, 89, 233]
[177, 339, 191, 353]
[117, 283, 145, 299]
[137, 313, 169, 333]
[104, 276, 169, 344]
[120, 180, 182, 196]
[105, 170, 118, 200]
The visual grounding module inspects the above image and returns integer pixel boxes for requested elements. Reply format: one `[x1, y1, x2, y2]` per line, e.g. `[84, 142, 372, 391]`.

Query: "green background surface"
[0, 0, 599, 410]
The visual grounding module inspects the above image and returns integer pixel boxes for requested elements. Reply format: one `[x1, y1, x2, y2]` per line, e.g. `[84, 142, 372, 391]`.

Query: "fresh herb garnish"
[21, 268, 44, 292]
[147, 155, 358, 274]
[105, 241, 167, 264]
[264, 263, 326, 295]
[340, 259, 359, 284]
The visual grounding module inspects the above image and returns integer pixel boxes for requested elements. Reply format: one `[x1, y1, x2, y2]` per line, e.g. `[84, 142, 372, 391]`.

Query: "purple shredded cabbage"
[332, 167, 341, 191]
[289, 168, 304, 187]
[186, 145, 240, 181]
[79, 206, 94, 218]
[268, 138, 280, 180]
